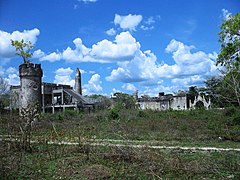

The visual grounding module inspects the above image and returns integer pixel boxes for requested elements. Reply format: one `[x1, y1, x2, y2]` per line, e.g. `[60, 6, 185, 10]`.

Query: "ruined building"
[10, 63, 211, 113]
[137, 91, 211, 111]
[10, 63, 97, 113]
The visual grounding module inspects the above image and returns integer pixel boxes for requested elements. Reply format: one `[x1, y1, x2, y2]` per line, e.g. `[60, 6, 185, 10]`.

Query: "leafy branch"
[11, 39, 34, 64]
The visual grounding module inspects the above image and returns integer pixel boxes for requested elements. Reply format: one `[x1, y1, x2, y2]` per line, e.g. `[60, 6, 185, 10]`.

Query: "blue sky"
[0, 0, 239, 96]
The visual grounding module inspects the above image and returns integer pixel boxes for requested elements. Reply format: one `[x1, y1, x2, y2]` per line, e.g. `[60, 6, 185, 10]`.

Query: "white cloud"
[42, 31, 140, 63]
[89, 70, 95, 74]
[106, 28, 116, 36]
[140, 15, 161, 31]
[145, 16, 155, 25]
[166, 39, 210, 65]
[83, 74, 103, 94]
[90, 31, 140, 61]
[140, 85, 176, 97]
[54, 67, 75, 87]
[172, 75, 205, 87]
[0, 28, 40, 59]
[1, 66, 19, 86]
[106, 39, 219, 89]
[33, 49, 45, 59]
[6, 67, 17, 74]
[122, 83, 137, 92]
[140, 25, 154, 31]
[114, 14, 143, 31]
[222, 9, 231, 19]
[62, 38, 91, 62]
[78, 0, 97, 3]
[5, 73, 19, 86]
[40, 52, 62, 62]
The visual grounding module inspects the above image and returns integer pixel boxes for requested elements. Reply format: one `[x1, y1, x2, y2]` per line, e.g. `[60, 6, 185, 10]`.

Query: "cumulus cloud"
[122, 83, 137, 92]
[0, 28, 40, 59]
[172, 75, 205, 87]
[91, 31, 140, 61]
[106, 39, 218, 88]
[114, 14, 143, 31]
[106, 28, 116, 36]
[33, 49, 45, 59]
[83, 74, 103, 94]
[140, 85, 176, 97]
[5, 73, 19, 86]
[54, 67, 75, 87]
[0, 66, 19, 86]
[166, 39, 206, 65]
[40, 52, 62, 62]
[39, 31, 140, 63]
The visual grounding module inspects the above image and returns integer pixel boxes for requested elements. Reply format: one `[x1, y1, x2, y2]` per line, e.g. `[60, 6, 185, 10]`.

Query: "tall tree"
[11, 39, 34, 64]
[213, 13, 240, 106]
[217, 13, 240, 71]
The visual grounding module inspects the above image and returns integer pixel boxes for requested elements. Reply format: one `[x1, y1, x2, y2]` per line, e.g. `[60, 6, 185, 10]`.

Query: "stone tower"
[75, 68, 82, 95]
[19, 63, 43, 113]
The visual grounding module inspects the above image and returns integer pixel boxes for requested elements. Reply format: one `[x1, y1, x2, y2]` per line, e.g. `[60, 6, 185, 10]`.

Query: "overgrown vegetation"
[1, 108, 240, 179]
[1, 142, 240, 179]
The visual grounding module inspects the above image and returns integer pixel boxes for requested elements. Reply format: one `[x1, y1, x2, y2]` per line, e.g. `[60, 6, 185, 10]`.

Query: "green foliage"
[85, 94, 103, 99]
[205, 72, 240, 107]
[113, 92, 137, 109]
[188, 86, 198, 96]
[63, 109, 82, 120]
[214, 13, 240, 107]
[138, 110, 148, 118]
[11, 39, 34, 64]
[0, 94, 10, 113]
[41, 112, 64, 122]
[217, 13, 240, 71]
[109, 107, 120, 120]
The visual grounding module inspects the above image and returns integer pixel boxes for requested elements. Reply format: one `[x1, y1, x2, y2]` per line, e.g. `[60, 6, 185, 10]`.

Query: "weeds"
[1, 108, 240, 178]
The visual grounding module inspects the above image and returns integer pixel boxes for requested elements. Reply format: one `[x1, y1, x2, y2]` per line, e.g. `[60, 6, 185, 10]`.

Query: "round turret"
[19, 63, 43, 112]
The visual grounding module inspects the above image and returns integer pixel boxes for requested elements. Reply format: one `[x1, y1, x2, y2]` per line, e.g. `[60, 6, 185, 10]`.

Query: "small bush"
[232, 114, 240, 125]
[224, 106, 236, 117]
[138, 110, 148, 118]
[109, 108, 120, 120]
[41, 112, 64, 122]
[63, 109, 81, 120]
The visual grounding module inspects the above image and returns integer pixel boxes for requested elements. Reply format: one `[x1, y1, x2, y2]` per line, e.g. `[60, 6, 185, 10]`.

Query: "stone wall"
[169, 96, 187, 110]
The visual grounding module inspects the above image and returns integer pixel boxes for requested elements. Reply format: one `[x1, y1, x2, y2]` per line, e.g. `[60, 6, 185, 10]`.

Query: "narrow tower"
[19, 63, 43, 113]
[75, 68, 82, 95]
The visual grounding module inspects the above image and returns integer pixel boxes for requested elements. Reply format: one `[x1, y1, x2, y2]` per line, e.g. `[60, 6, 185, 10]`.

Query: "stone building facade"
[137, 92, 211, 111]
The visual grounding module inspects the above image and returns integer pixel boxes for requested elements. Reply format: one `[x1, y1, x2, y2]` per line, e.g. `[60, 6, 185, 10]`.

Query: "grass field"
[1, 107, 240, 179]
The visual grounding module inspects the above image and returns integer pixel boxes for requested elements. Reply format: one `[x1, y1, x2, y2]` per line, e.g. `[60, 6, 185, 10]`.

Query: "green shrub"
[138, 110, 147, 118]
[109, 108, 120, 120]
[41, 112, 64, 122]
[63, 109, 81, 120]
[232, 113, 240, 125]
[224, 106, 236, 116]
